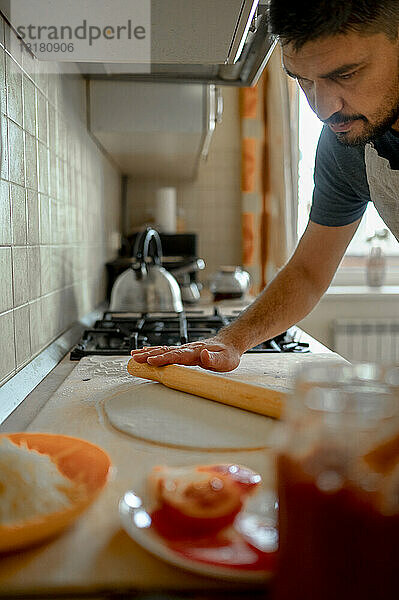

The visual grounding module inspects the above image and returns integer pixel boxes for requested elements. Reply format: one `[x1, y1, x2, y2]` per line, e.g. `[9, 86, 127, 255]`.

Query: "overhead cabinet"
[88, 81, 221, 180]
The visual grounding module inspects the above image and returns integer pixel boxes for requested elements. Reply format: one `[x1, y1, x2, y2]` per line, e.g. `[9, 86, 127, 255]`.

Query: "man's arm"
[131, 218, 360, 371]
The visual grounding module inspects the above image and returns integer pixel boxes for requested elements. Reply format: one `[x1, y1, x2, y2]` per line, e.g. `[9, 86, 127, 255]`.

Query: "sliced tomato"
[148, 463, 261, 538]
[162, 471, 241, 514]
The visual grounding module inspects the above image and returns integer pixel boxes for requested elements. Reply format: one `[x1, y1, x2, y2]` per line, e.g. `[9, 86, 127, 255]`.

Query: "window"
[297, 92, 399, 270]
[297, 92, 322, 239]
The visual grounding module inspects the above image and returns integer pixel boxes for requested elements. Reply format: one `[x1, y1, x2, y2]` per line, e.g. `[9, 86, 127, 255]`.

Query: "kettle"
[109, 228, 183, 313]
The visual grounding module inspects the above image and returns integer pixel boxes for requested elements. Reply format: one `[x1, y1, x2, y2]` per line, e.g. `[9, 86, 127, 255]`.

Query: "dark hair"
[268, 0, 399, 49]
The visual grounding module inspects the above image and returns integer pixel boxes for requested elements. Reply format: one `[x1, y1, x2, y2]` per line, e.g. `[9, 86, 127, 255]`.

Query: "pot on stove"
[209, 266, 251, 301]
[109, 228, 183, 313]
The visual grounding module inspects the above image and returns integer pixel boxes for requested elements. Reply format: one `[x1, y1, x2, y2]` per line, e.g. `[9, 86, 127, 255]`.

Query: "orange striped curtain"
[240, 50, 299, 294]
[240, 72, 270, 293]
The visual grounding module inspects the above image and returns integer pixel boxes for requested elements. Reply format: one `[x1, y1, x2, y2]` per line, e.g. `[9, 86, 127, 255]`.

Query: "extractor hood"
[79, 0, 276, 86]
[0, 0, 275, 86]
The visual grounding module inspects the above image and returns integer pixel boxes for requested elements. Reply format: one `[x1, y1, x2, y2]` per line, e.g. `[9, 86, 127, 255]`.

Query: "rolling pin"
[127, 359, 285, 419]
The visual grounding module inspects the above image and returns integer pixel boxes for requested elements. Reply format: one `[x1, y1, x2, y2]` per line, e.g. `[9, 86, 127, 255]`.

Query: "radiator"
[332, 319, 399, 363]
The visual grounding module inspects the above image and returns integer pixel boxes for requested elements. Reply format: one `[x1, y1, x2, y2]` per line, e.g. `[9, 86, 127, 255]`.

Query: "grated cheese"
[0, 438, 76, 526]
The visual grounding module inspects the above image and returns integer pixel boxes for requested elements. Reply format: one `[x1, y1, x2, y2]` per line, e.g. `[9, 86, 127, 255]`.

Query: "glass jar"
[209, 266, 250, 301]
[273, 362, 399, 600]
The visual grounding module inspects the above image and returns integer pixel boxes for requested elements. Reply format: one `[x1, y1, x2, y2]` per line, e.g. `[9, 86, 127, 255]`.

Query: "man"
[131, 0, 399, 372]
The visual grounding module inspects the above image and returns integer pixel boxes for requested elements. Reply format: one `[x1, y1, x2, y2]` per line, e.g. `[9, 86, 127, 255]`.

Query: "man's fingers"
[129, 340, 236, 370]
[147, 347, 202, 366]
[131, 346, 164, 354]
[130, 354, 151, 363]
[131, 341, 223, 359]
[131, 345, 178, 354]
[130, 346, 179, 361]
[131, 343, 208, 357]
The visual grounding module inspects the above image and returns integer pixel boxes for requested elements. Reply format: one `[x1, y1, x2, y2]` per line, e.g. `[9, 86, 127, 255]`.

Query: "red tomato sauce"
[151, 508, 276, 572]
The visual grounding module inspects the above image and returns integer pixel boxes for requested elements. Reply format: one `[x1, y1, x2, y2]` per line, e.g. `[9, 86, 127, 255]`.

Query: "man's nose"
[312, 81, 344, 122]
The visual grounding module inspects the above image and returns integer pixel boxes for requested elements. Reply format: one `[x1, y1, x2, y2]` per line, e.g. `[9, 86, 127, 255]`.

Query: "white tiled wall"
[0, 17, 121, 385]
[127, 87, 242, 279]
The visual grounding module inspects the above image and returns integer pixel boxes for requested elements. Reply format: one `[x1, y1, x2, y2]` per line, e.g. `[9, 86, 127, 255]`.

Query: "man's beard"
[325, 97, 399, 147]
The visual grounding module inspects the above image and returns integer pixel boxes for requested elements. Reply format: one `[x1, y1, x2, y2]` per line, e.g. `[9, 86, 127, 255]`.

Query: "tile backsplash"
[0, 17, 121, 385]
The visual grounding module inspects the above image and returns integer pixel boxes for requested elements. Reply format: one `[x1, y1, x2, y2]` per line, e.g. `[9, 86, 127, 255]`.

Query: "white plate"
[119, 487, 278, 582]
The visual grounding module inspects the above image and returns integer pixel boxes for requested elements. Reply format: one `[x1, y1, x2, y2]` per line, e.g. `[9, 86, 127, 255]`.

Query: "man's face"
[282, 30, 399, 145]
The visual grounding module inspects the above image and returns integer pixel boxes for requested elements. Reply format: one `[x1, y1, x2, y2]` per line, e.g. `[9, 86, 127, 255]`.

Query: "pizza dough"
[103, 382, 277, 450]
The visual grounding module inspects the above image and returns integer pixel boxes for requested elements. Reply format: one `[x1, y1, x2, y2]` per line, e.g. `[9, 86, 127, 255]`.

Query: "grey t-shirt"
[310, 125, 399, 227]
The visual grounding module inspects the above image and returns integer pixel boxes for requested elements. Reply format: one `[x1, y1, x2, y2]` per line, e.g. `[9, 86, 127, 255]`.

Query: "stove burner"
[70, 308, 309, 360]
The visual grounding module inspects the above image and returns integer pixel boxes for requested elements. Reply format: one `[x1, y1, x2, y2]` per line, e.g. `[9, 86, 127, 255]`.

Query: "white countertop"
[0, 343, 343, 598]
[326, 285, 399, 299]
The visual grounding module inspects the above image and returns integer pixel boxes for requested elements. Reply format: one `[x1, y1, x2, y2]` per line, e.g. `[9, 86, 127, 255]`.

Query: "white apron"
[364, 143, 399, 241]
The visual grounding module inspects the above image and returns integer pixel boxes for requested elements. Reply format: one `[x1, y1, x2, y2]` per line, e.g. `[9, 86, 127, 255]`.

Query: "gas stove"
[70, 308, 309, 360]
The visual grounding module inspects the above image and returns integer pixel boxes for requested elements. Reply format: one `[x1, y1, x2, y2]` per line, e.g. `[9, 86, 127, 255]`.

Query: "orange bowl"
[0, 433, 112, 553]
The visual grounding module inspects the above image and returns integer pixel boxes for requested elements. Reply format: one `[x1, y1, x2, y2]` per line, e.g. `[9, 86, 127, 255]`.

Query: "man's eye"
[337, 71, 357, 80]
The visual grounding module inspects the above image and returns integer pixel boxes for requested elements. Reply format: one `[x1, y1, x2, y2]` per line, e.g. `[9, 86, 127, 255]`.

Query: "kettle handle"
[134, 227, 162, 267]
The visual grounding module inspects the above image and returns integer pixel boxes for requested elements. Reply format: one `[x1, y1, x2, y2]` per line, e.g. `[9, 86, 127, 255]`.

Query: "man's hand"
[130, 338, 242, 372]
